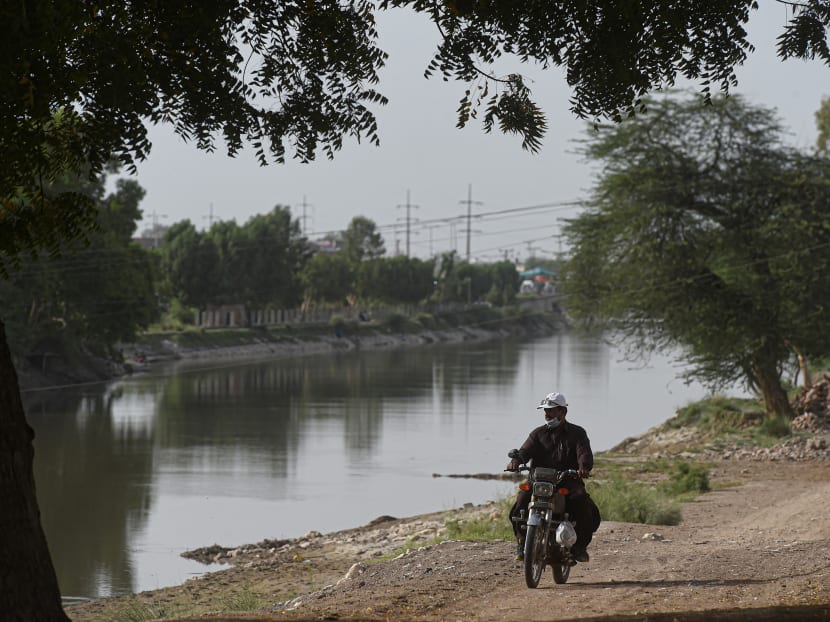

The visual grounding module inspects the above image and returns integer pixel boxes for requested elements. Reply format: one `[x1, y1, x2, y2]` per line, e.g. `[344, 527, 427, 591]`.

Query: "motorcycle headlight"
[533, 481, 554, 496]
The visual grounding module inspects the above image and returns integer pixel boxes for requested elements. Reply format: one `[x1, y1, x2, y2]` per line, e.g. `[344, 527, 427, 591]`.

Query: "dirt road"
[249, 460, 828, 621]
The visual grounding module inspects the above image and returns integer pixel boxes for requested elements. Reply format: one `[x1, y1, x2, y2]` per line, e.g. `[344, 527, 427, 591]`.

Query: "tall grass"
[222, 588, 264, 612]
[589, 477, 682, 525]
[659, 461, 710, 497]
[113, 598, 188, 622]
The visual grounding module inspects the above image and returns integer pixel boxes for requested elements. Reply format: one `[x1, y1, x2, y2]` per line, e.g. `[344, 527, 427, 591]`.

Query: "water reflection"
[28, 388, 154, 598]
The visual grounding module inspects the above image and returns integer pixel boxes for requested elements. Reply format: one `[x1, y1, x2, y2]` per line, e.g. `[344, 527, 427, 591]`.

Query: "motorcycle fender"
[527, 512, 542, 526]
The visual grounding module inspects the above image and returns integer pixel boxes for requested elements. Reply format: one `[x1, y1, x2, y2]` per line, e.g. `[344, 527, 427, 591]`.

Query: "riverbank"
[64, 386, 830, 622]
[18, 306, 565, 392]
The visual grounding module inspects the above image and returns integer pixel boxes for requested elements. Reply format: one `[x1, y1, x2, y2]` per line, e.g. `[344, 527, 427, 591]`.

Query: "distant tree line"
[0, 190, 520, 359]
[160, 210, 520, 313]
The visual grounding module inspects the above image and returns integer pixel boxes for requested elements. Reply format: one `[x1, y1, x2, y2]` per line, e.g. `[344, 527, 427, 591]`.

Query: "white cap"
[536, 392, 568, 409]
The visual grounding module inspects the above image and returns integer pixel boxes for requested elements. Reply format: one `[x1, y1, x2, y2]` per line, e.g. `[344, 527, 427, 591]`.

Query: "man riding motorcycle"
[507, 391, 600, 563]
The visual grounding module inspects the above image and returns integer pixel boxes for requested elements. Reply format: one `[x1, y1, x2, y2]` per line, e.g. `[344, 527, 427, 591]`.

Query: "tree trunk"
[751, 348, 793, 418]
[794, 346, 812, 390]
[0, 320, 69, 621]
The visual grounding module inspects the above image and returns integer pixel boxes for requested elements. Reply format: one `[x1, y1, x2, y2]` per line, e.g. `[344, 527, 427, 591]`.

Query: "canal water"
[25, 331, 746, 600]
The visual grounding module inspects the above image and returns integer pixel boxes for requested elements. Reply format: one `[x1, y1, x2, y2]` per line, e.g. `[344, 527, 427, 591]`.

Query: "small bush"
[589, 478, 682, 525]
[170, 299, 196, 326]
[661, 461, 710, 496]
[757, 415, 791, 439]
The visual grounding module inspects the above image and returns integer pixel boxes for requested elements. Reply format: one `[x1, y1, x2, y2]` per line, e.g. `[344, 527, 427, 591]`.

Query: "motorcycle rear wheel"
[523, 523, 547, 588]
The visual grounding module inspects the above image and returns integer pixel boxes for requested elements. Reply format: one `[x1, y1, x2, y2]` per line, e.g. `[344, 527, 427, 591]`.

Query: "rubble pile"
[791, 373, 830, 433]
[714, 374, 830, 462]
[718, 436, 829, 461]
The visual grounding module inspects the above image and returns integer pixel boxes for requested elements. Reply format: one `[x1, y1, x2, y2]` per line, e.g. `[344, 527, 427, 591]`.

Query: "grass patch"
[111, 597, 189, 622]
[589, 477, 682, 525]
[668, 396, 764, 434]
[756, 414, 792, 440]
[589, 458, 716, 524]
[659, 461, 710, 498]
[443, 497, 514, 542]
[221, 588, 264, 612]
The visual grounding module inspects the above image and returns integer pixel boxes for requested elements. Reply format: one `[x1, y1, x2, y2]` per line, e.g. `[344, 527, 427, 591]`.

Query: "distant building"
[309, 236, 342, 254]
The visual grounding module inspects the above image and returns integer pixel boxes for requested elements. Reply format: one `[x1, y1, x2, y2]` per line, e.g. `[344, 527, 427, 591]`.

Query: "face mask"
[545, 417, 561, 430]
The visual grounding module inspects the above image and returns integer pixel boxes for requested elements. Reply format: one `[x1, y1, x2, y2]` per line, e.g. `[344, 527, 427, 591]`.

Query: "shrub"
[660, 461, 710, 496]
[170, 299, 196, 326]
[589, 478, 682, 525]
[757, 415, 791, 439]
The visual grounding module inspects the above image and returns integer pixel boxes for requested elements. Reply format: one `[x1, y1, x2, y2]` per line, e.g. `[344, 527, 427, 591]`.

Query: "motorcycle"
[506, 449, 580, 587]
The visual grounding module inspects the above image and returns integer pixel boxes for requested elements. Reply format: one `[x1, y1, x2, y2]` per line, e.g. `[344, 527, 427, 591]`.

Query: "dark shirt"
[516, 420, 594, 473]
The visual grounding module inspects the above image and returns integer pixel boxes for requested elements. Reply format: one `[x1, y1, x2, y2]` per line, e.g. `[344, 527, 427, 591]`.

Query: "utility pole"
[396, 189, 419, 257]
[202, 202, 215, 229]
[297, 195, 313, 236]
[459, 184, 482, 262]
[148, 210, 168, 248]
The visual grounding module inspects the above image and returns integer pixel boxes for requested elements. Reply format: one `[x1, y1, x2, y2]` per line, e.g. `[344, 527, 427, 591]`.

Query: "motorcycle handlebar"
[503, 465, 582, 479]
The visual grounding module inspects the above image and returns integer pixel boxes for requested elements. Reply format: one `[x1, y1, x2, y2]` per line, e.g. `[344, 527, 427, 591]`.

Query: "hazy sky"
[129, 3, 828, 262]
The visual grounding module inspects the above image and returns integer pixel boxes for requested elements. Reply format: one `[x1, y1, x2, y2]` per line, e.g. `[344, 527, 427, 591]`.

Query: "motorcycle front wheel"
[523, 523, 548, 588]
[552, 559, 571, 584]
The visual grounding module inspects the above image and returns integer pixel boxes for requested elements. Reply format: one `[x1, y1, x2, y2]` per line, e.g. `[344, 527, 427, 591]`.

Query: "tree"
[5, 2, 830, 617]
[342, 216, 386, 265]
[0, 175, 158, 353]
[160, 208, 309, 309]
[815, 96, 830, 156]
[356, 256, 434, 305]
[301, 252, 356, 306]
[561, 93, 830, 418]
[160, 221, 220, 308]
[205, 220, 247, 306]
[239, 207, 309, 308]
[0, 172, 158, 621]
[487, 261, 520, 306]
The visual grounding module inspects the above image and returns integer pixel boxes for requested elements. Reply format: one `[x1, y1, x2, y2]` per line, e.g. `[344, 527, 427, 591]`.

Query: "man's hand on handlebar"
[578, 469, 590, 479]
[505, 449, 522, 471]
